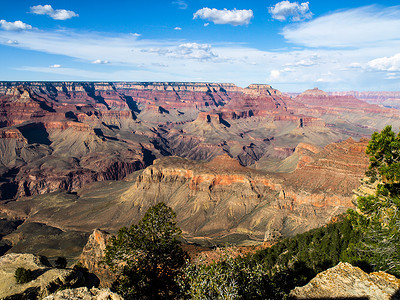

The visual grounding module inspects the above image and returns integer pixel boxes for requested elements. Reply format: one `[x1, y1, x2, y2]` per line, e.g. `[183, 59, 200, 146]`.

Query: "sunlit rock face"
[289, 262, 400, 300]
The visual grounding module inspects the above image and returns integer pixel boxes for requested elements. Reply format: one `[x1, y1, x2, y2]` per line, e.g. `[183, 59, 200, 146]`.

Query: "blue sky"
[0, 1, 400, 91]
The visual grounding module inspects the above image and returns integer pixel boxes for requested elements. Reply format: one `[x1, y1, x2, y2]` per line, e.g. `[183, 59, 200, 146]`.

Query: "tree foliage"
[180, 216, 361, 300]
[349, 125, 400, 275]
[180, 249, 273, 300]
[104, 202, 188, 299]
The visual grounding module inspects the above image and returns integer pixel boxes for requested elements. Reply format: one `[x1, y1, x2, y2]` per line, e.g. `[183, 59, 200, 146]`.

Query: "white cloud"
[5, 39, 19, 45]
[282, 5, 400, 48]
[92, 59, 110, 64]
[142, 42, 218, 61]
[172, 0, 188, 10]
[204, 23, 209, 27]
[386, 73, 399, 79]
[367, 53, 400, 72]
[130, 33, 141, 37]
[176, 43, 218, 60]
[152, 63, 168, 67]
[30, 5, 78, 20]
[0, 20, 32, 31]
[49, 64, 61, 68]
[269, 70, 281, 81]
[285, 57, 318, 67]
[174, 27, 182, 30]
[193, 8, 253, 26]
[269, 1, 312, 21]
[348, 62, 362, 69]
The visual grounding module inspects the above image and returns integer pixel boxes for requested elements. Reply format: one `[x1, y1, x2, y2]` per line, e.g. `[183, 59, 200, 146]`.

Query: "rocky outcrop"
[289, 262, 400, 300]
[0, 253, 86, 299]
[80, 229, 115, 288]
[44, 287, 124, 300]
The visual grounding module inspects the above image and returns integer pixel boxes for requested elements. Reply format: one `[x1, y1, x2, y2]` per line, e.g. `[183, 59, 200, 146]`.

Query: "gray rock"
[289, 262, 400, 300]
[43, 287, 124, 300]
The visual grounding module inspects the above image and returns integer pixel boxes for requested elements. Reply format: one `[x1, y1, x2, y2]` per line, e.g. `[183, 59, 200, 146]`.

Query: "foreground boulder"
[289, 262, 400, 300]
[44, 287, 123, 300]
[0, 253, 85, 299]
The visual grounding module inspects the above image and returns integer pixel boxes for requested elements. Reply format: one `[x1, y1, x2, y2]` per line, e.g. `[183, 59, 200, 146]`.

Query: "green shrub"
[15, 267, 33, 284]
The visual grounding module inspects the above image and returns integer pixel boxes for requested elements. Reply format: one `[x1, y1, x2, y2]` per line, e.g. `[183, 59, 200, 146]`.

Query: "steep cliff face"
[80, 229, 115, 288]
[289, 262, 400, 300]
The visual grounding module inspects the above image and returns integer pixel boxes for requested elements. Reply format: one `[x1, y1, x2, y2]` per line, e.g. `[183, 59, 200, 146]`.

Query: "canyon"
[0, 81, 398, 258]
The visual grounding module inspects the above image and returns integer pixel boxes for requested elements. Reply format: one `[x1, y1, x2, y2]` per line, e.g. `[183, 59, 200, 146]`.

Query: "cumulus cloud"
[174, 27, 182, 30]
[367, 53, 400, 72]
[193, 8, 253, 26]
[130, 33, 141, 37]
[172, 0, 187, 10]
[30, 5, 78, 20]
[0, 20, 32, 31]
[49, 64, 61, 68]
[282, 5, 400, 48]
[269, 1, 312, 22]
